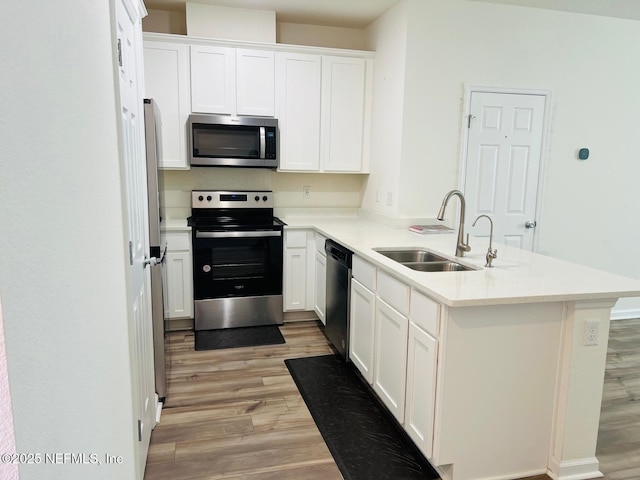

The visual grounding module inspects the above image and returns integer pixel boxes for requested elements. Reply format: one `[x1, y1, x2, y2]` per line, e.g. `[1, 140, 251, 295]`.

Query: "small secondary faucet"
[437, 190, 471, 257]
[472, 214, 498, 267]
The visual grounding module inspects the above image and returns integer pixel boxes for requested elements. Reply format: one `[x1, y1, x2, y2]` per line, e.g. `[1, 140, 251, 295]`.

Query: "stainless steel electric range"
[188, 190, 284, 331]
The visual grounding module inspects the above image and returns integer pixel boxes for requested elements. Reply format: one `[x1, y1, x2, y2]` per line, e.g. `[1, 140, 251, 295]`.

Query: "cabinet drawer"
[165, 231, 191, 251]
[285, 230, 307, 248]
[410, 289, 440, 337]
[353, 255, 376, 291]
[314, 232, 327, 253]
[376, 270, 410, 316]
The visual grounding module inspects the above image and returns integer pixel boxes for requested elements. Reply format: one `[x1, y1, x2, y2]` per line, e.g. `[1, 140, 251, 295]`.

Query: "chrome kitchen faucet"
[437, 190, 471, 257]
[472, 214, 498, 267]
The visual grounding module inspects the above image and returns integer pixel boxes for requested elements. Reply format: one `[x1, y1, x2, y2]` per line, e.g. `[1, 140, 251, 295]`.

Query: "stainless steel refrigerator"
[144, 98, 168, 400]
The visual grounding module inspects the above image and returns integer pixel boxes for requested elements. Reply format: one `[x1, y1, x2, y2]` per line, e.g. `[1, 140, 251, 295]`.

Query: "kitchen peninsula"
[281, 213, 640, 480]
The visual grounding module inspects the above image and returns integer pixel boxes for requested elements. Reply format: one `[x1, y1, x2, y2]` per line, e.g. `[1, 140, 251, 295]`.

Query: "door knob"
[525, 220, 537, 229]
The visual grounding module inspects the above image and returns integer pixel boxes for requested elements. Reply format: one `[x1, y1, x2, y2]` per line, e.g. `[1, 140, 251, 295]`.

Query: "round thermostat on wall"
[578, 148, 589, 160]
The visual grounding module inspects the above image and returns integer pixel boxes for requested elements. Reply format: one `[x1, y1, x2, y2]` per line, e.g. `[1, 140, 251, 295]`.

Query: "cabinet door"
[350, 278, 376, 384]
[284, 247, 307, 311]
[405, 323, 438, 459]
[143, 41, 190, 169]
[275, 52, 321, 171]
[374, 298, 409, 422]
[165, 250, 193, 319]
[190, 45, 235, 114]
[314, 251, 326, 324]
[237, 49, 274, 116]
[321, 56, 366, 172]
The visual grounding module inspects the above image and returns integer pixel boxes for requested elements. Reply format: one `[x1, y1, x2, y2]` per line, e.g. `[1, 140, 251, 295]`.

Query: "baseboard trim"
[166, 317, 194, 331]
[283, 310, 319, 322]
[547, 457, 603, 480]
[610, 308, 640, 320]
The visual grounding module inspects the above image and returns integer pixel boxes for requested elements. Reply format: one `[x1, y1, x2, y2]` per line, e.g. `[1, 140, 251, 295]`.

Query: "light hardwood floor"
[596, 318, 640, 480]
[144, 319, 640, 480]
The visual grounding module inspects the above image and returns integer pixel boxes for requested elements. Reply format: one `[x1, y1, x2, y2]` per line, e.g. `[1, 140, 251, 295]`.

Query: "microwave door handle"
[259, 126, 266, 159]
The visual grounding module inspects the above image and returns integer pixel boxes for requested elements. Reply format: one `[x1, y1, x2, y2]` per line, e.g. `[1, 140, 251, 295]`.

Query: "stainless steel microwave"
[188, 114, 278, 168]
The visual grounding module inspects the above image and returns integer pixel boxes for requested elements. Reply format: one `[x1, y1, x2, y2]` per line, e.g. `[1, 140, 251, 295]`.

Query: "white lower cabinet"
[284, 229, 316, 311]
[404, 288, 440, 458]
[405, 322, 438, 459]
[373, 297, 409, 423]
[164, 231, 193, 320]
[284, 245, 306, 311]
[348, 260, 440, 454]
[349, 278, 376, 383]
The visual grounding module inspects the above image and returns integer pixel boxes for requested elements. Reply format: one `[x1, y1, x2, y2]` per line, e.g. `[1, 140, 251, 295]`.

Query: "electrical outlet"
[303, 186, 311, 199]
[386, 192, 393, 206]
[583, 320, 599, 346]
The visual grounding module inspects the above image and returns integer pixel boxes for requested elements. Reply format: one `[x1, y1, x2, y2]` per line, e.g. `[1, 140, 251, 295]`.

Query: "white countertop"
[161, 218, 191, 231]
[282, 215, 640, 308]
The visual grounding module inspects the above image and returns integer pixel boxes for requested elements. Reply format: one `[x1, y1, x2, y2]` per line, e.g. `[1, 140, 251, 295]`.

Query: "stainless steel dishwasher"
[324, 239, 352, 360]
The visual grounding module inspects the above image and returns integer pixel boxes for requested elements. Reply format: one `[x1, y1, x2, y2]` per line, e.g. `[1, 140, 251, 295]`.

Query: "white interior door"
[463, 91, 546, 250]
[115, 0, 155, 476]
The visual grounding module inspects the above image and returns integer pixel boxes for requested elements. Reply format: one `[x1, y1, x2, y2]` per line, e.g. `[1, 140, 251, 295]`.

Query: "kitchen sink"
[373, 248, 448, 263]
[373, 248, 476, 272]
[403, 261, 474, 272]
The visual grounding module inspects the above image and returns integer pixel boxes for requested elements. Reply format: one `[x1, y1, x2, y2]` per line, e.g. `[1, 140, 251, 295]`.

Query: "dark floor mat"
[285, 354, 440, 480]
[195, 325, 285, 351]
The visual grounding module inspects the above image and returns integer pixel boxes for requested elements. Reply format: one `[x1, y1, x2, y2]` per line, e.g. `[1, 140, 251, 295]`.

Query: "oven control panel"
[192, 190, 274, 209]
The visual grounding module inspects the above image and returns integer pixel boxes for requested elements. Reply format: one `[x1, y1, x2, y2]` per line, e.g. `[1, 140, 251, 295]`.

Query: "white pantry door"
[114, 0, 156, 476]
[463, 92, 546, 250]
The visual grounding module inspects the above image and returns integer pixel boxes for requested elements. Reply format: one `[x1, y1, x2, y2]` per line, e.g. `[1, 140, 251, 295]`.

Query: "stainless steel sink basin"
[403, 261, 474, 272]
[373, 249, 448, 263]
[373, 248, 476, 272]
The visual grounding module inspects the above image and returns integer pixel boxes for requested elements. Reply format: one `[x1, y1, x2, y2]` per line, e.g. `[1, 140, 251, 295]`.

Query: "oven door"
[193, 229, 283, 300]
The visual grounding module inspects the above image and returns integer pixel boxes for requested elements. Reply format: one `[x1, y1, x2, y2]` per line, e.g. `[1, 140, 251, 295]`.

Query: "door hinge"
[129, 241, 134, 265]
[117, 38, 123, 67]
[467, 114, 476, 128]
[137, 419, 142, 442]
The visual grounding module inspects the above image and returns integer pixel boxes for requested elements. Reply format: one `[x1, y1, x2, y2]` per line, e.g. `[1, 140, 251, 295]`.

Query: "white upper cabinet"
[236, 49, 275, 116]
[277, 53, 372, 173]
[321, 56, 366, 173]
[275, 52, 321, 171]
[143, 33, 373, 173]
[190, 45, 236, 114]
[190, 45, 274, 117]
[143, 41, 191, 169]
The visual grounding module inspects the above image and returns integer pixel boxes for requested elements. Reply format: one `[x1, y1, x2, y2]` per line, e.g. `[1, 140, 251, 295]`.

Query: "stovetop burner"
[188, 190, 285, 230]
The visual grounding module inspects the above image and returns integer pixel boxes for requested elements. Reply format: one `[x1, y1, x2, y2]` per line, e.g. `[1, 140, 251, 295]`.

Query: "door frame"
[458, 85, 553, 252]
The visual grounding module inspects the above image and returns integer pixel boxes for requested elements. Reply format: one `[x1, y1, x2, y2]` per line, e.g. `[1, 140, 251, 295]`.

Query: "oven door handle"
[196, 230, 282, 239]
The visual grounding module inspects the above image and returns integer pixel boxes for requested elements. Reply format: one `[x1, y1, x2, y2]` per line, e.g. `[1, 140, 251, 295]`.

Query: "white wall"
[0, 1, 138, 478]
[364, 0, 640, 313]
[278, 22, 368, 50]
[186, 3, 276, 42]
[162, 169, 366, 220]
[361, 0, 409, 218]
[143, 8, 186, 35]
[142, 8, 369, 51]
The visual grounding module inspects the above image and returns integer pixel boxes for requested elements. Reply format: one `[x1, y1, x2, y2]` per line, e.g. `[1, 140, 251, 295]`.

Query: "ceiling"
[144, 0, 640, 28]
